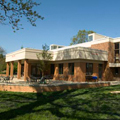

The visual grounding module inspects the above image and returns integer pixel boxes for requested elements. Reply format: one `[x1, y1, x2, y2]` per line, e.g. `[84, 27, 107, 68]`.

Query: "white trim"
[113, 38, 120, 43]
[50, 37, 112, 52]
[109, 63, 120, 67]
[88, 32, 107, 37]
[6, 46, 108, 62]
[6, 48, 25, 57]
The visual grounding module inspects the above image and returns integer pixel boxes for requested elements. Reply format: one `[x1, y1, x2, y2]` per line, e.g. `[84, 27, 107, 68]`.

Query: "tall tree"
[0, 47, 5, 54]
[0, 0, 44, 31]
[37, 44, 52, 76]
[70, 30, 95, 45]
[0, 47, 6, 73]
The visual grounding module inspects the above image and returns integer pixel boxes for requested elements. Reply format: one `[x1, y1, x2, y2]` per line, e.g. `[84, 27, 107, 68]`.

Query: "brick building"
[5, 33, 118, 82]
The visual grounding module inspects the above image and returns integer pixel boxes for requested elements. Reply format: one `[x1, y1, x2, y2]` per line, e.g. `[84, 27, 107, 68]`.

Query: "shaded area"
[0, 85, 120, 119]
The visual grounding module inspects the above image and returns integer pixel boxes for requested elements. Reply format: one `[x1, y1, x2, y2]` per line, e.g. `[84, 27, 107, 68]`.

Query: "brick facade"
[74, 62, 86, 82]
[102, 62, 114, 81]
[5, 38, 116, 82]
[53, 62, 101, 82]
[91, 42, 114, 63]
[91, 42, 114, 81]
[0, 82, 110, 93]
[91, 42, 109, 51]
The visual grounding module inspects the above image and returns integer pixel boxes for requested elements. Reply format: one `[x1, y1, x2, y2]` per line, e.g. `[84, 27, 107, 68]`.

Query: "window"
[115, 50, 119, 56]
[115, 43, 119, 50]
[31, 66, 36, 75]
[51, 46, 57, 50]
[59, 64, 63, 74]
[114, 43, 120, 62]
[88, 35, 93, 41]
[69, 63, 74, 75]
[86, 63, 93, 75]
[50, 64, 55, 74]
[58, 46, 62, 48]
[115, 68, 119, 75]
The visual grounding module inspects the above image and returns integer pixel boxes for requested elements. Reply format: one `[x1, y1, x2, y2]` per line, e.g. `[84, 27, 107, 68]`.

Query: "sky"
[1, 0, 120, 53]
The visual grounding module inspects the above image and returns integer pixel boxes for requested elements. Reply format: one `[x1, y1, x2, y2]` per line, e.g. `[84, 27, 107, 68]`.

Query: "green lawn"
[0, 85, 120, 120]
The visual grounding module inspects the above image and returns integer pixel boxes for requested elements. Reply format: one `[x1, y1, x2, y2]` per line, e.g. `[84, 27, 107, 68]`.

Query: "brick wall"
[0, 83, 110, 93]
[102, 62, 114, 81]
[91, 42, 114, 81]
[91, 42, 109, 51]
[0, 74, 6, 76]
[74, 62, 86, 82]
[53, 62, 86, 82]
[53, 62, 101, 82]
[91, 42, 114, 62]
[63, 63, 69, 81]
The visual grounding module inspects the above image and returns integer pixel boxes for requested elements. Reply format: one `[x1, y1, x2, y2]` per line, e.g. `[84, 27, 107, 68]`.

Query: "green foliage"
[0, 46, 5, 54]
[0, 47, 6, 73]
[70, 30, 95, 45]
[0, 0, 44, 31]
[21, 45, 23, 49]
[0, 57, 6, 73]
[37, 44, 52, 76]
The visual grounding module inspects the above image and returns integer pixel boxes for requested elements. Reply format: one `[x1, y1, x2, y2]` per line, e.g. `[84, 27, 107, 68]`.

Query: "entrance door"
[99, 64, 103, 80]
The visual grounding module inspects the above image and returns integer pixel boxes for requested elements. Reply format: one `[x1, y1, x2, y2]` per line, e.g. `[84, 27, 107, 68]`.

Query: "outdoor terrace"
[0, 78, 119, 93]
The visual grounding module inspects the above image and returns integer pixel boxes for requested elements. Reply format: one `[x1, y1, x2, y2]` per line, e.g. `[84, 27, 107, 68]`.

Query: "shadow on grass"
[0, 90, 84, 120]
[0, 85, 120, 119]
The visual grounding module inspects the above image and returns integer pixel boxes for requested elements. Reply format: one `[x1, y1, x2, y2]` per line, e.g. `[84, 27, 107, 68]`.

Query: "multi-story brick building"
[5, 33, 119, 82]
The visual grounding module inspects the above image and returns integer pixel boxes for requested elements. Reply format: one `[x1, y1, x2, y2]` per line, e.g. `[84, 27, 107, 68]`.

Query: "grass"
[0, 85, 120, 120]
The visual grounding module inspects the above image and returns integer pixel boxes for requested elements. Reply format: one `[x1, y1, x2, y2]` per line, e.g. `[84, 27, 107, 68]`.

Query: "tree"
[21, 45, 23, 49]
[0, 0, 44, 31]
[37, 44, 52, 76]
[0, 47, 6, 74]
[70, 30, 95, 45]
[0, 46, 5, 54]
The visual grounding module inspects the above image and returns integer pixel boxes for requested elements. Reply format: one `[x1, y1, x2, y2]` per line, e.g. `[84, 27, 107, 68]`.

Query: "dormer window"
[88, 35, 93, 41]
[51, 46, 57, 50]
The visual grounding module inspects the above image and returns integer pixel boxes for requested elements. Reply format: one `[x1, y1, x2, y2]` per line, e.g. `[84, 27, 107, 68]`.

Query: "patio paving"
[0, 78, 81, 86]
[0, 77, 120, 86]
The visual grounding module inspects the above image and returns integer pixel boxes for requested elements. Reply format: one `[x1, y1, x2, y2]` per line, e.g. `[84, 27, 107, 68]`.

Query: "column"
[6, 62, 9, 76]
[63, 63, 68, 81]
[53, 64, 59, 80]
[28, 63, 31, 79]
[17, 60, 21, 79]
[10, 61, 14, 77]
[24, 59, 28, 81]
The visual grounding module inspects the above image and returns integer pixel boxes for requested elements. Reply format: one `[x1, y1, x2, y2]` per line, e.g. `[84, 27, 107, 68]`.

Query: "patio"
[0, 77, 118, 93]
[0, 77, 116, 85]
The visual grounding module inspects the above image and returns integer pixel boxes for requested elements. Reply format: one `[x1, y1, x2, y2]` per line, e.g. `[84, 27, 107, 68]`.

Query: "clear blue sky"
[1, 0, 120, 53]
